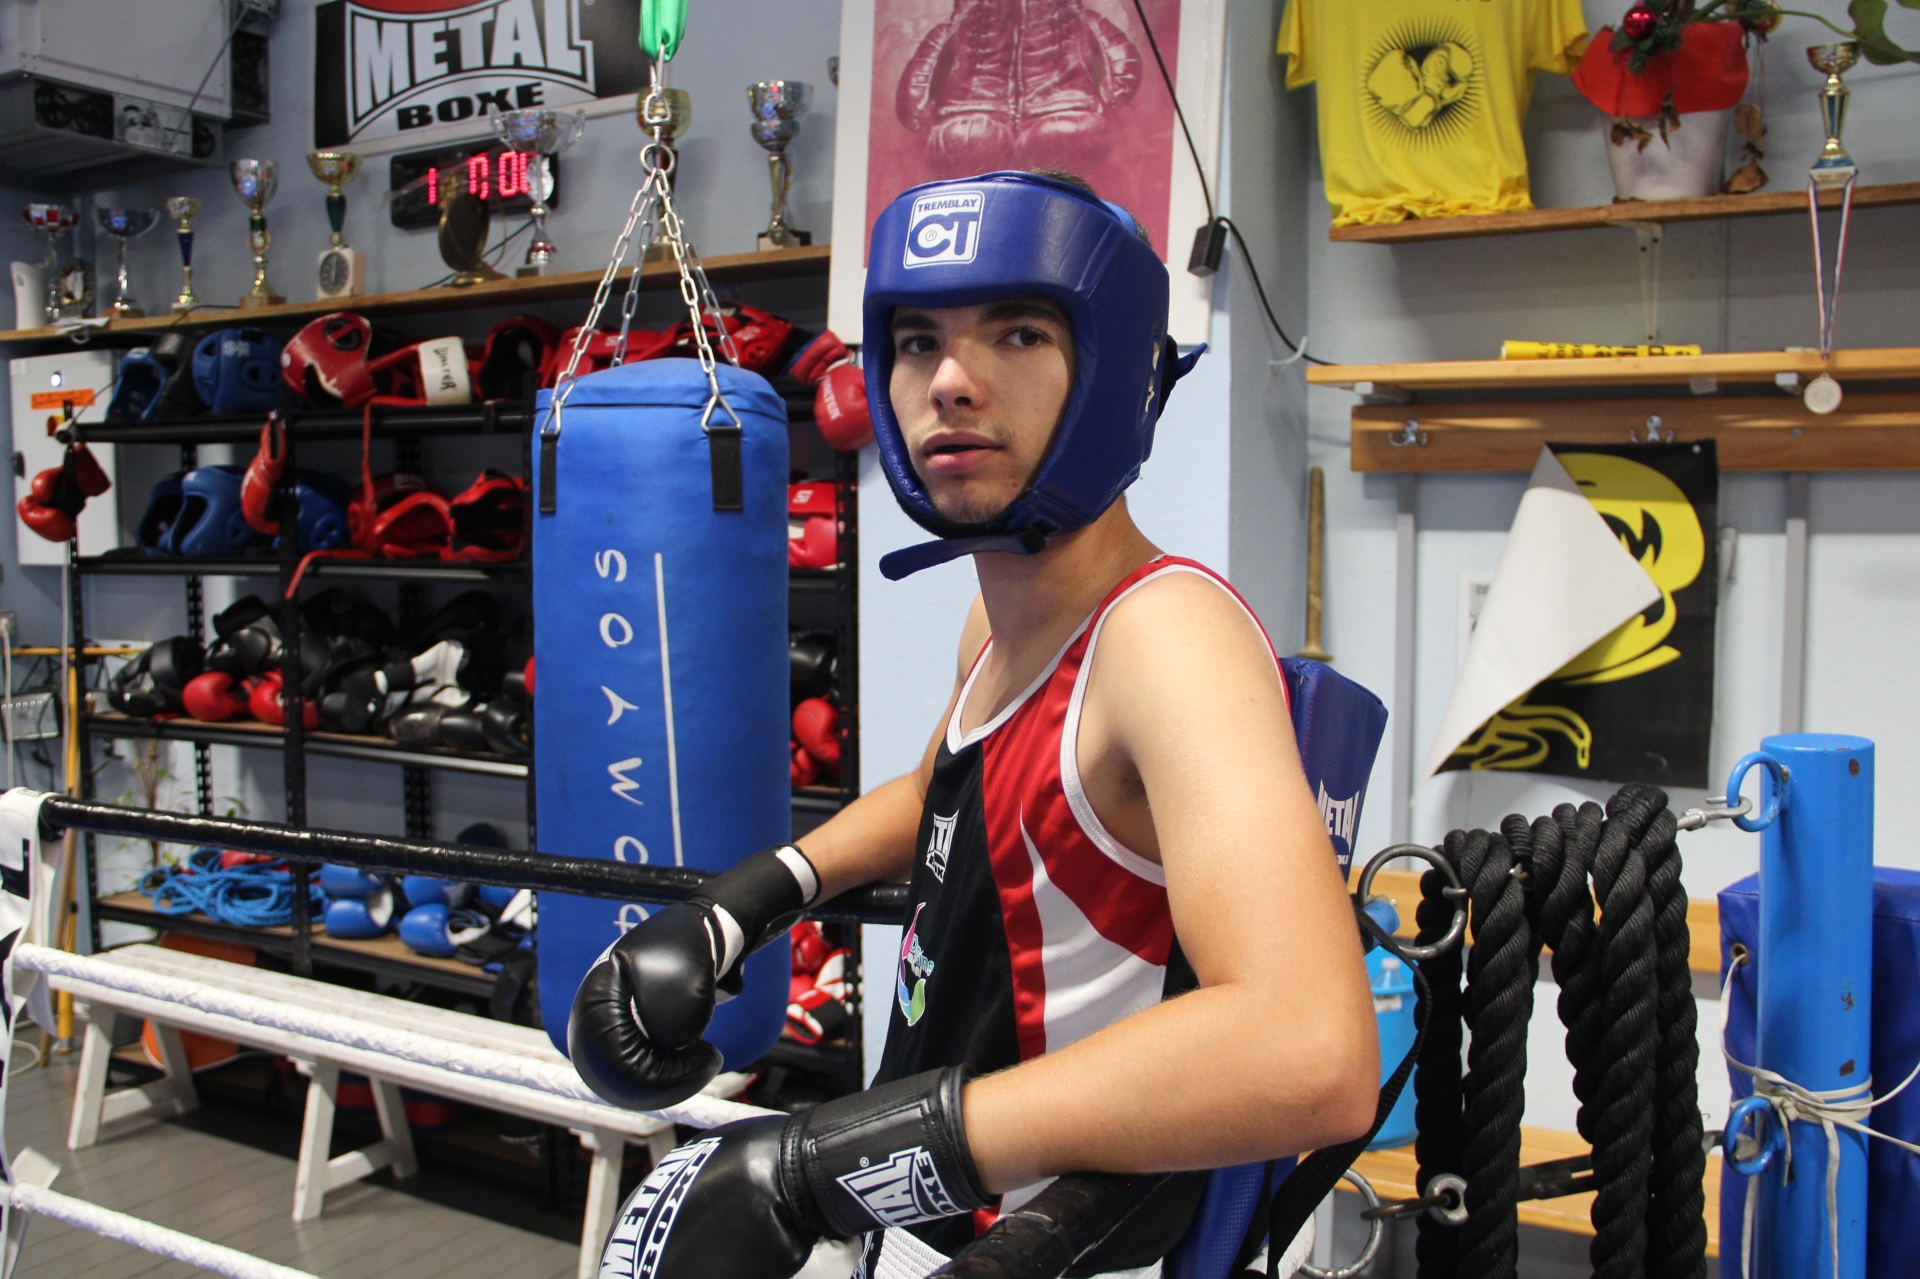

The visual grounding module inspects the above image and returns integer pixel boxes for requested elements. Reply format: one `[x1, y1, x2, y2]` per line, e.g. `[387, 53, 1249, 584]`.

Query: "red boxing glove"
[785, 983, 851, 1047]
[241, 417, 288, 536]
[786, 330, 851, 387]
[787, 515, 836, 570]
[182, 671, 248, 722]
[815, 363, 873, 451]
[790, 739, 818, 788]
[247, 671, 319, 728]
[792, 696, 840, 769]
[813, 948, 851, 1002]
[17, 443, 112, 544]
[790, 921, 833, 976]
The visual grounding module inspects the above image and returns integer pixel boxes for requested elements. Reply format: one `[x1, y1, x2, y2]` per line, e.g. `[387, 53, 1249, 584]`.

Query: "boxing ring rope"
[4, 1181, 323, 1279]
[34, 795, 911, 924]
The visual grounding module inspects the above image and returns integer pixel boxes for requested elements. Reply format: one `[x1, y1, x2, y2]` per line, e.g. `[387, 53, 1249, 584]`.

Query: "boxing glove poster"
[828, 0, 1228, 346]
[1440, 442, 1719, 789]
[312, 0, 648, 149]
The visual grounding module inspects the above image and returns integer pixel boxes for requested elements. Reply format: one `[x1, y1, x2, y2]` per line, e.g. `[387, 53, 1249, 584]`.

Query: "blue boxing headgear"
[863, 171, 1203, 580]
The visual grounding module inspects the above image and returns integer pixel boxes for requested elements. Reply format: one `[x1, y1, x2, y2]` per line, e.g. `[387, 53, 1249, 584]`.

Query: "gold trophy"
[164, 196, 201, 315]
[437, 166, 505, 287]
[229, 159, 284, 308]
[638, 89, 692, 261]
[1807, 42, 1860, 187]
[308, 151, 367, 300]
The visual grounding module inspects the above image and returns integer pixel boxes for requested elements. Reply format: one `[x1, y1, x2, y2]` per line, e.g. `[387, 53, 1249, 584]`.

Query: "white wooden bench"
[51, 942, 750, 1279]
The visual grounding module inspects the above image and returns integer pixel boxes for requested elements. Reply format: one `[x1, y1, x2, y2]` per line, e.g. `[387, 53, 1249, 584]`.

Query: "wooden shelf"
[88, 713, 528, 778]
[0, 244, 832, 343]
[1346, 1127, 1721, 1255]
[1307, 347, 1920, 393]
[1328, 181, 1920, 245]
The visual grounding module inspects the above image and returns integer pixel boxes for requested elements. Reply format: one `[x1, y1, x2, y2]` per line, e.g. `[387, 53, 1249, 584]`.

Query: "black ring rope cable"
[1126, 0, 1328, 365]
[1414, 853, 1467, 1279]
[1458, 829, 1531, 1279]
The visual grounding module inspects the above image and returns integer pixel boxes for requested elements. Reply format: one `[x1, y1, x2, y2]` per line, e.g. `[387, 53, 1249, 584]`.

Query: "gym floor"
[5, 1041, 581, 1279]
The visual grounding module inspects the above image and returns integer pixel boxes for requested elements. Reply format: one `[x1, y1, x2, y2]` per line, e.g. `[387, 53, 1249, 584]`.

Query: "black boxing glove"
[569, 843, 821, 1110]
[597, 1066, 989, 1279]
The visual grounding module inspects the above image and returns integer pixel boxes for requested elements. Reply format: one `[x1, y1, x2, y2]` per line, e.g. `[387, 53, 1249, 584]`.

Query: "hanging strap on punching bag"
[541, 0, 744, 515]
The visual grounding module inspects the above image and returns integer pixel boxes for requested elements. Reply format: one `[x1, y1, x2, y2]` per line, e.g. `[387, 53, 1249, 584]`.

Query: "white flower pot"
[1603, 106, 1733, 201]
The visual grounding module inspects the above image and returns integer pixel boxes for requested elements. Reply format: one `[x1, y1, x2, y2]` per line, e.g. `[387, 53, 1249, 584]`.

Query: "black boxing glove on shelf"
[597, 1066, 989, 1279]
[569, 843, 821, 1111]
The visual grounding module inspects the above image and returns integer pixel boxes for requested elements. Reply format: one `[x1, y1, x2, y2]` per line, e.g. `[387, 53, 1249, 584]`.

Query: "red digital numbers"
[466, 153, 490, 201]
[498, 150, 528, 198]
[423, 150, 531, 209]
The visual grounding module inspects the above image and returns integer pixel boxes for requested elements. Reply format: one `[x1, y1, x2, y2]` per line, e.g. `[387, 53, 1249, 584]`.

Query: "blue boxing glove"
[569, 844, 821, 1111]
[597, 1067, 989, 1279]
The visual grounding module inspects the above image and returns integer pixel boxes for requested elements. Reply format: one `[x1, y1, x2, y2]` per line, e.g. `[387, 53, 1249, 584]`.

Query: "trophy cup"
[164, 196, 201, 315]
[748, 81, 813, 250]
[21, 204, 78, 325]
[437, 166, 505, 287]
[308, 151, 367, 300]
[486, 106, 586, 276]
[1807, 42, 1860, 187]
[230, 158, 285, 308]
[637, 89, 692, 261]
[95, 207, 158, 317]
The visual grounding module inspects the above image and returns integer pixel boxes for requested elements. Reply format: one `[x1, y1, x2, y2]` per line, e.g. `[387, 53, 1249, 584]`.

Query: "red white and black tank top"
[872, 556, 1287, 1264]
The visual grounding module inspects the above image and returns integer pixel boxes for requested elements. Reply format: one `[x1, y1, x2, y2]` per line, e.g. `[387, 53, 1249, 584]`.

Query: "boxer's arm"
[796, 595, 991, 902]
[960, 574, 1378, 1189]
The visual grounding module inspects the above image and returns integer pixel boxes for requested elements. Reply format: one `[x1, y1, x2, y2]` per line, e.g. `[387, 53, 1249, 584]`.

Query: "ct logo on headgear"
[904, 190, 985, 268]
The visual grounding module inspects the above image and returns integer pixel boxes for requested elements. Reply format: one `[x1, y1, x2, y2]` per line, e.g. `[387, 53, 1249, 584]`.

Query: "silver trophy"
[748, 81, 813, 251]
[230, 158, 284, 308]
[165, 196, 201, 315]
[21, 204, 80, 324]
[486, 106, 586, 277]
[96, 207, 159, 317]
[1807, 42, 1860, 187]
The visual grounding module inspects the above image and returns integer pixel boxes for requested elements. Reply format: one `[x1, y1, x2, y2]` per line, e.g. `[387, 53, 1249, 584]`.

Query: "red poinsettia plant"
[1571, 1, 1778, 160]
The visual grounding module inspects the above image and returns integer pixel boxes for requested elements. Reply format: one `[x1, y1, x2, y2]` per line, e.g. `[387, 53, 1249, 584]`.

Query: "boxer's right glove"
[569, 843, 820, 1110]
[596, 1066, 989, 1279]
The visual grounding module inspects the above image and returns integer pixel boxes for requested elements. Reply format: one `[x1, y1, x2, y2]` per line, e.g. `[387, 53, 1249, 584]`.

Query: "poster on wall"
[1441, 441, 1719, 789]
[828, 0, 1227, 346]
[312, 0, 646, 149]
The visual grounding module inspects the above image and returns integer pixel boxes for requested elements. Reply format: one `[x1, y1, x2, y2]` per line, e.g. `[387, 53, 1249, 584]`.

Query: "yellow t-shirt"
[1277, 0, 1587, 225]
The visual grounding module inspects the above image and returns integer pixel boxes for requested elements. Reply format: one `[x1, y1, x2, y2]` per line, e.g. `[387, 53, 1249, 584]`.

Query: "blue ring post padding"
[532, 359, 791, 1071]
[1166, 658, 1388, 1279]
[1728, 750, 1789, 832]
[1752, 733, 1874, 1279]
[1725, 1094, 1786, 1177]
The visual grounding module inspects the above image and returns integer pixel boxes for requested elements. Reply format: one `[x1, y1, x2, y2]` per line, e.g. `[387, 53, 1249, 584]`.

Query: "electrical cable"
[1127, 0, 1330, 365]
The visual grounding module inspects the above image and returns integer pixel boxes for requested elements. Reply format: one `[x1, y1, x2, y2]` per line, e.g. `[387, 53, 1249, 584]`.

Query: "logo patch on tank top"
[924, 812, 956, 883]
[896, 903, 935, 1026]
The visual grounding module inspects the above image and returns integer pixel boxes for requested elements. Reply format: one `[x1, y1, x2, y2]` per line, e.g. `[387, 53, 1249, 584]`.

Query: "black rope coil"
[1413, 784, 1704, 1279]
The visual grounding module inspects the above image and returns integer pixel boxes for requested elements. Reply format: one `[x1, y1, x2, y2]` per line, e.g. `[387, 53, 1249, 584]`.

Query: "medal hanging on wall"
[1801, 42, 1860, 417]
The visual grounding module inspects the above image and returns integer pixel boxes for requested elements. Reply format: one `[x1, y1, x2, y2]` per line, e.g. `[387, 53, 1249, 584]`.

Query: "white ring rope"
[6, 1181, 322, 1279]
[14, 943, 772, 1132]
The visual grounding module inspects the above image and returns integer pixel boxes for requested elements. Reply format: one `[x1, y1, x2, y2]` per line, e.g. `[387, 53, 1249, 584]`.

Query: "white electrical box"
[0, 0, 234, 119]
[10, 350, 118, 566]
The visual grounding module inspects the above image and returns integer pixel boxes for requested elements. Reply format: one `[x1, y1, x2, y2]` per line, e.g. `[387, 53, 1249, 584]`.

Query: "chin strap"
[879, 527, 1050, 581]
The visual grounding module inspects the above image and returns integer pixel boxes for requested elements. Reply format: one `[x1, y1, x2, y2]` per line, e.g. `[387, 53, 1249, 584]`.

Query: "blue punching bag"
[532, 358, 791, 1071]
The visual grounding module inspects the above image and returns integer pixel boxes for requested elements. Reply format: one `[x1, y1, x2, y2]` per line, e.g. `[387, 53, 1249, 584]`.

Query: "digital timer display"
[387, 142, 559, 230]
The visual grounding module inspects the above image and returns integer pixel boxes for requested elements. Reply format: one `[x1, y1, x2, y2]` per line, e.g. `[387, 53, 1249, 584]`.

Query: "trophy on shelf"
[308, 151, 367, 300]
[1807, 42, 1860, 187]
[437, 165, 505, 287]
[486, 106, 586, 276]
[95, 207, 159, 317]
[164, 196, 201, 315]
[637, 89, 692, 261]
[230, 158, 285, 308]
[21, 203, 80, 324]
[748, 80, 813, 250]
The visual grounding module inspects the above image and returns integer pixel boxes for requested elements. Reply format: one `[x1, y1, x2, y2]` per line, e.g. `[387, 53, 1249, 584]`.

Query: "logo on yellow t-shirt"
[1363, 20, 1482, 145]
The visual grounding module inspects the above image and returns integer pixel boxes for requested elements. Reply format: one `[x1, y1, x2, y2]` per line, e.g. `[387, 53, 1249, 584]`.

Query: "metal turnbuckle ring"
[1725, 751, 1789, 832]
[1356, 843, 1467, 962]
[1299, 1169, 1386, 1279]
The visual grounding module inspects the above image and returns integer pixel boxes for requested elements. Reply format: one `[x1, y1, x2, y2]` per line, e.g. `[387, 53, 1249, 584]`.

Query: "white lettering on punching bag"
[595, 549, 628, 581]
[601, 613, 634, 647]
[614, 835, 649, 864]
[615, 903, 650, 935]
[602, 686, 639, 725]
[608, 757, 645, 805]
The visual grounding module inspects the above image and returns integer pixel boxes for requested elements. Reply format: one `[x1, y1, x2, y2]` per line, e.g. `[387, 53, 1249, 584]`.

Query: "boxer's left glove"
[569, 844, 820, 1110]
[597, 1066, 989, 1279]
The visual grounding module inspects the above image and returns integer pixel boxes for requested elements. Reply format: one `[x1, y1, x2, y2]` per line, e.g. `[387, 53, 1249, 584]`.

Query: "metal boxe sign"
[312, 0, 646, 148]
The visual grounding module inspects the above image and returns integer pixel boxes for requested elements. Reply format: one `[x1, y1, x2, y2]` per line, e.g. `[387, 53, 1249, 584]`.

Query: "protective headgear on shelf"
[550, 325, 677, 383]
[240, 417, 352, 551]
[862, 170, 1202, 579]
[280, 312, 472, 409]
[108, 333, 198, 422]
[107, 637, 204, 717]
[137, 472, 186, 553]
[474, 314, 560, 400]
[283, 471, 354, 552]
[447, 470, 528, 561]
[191, 328, 284, 416]
[159, 465, 271, 557]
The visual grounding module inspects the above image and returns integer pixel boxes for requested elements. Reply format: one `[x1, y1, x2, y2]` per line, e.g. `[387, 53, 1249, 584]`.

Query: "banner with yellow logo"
[1441, 441, 1718, 788]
